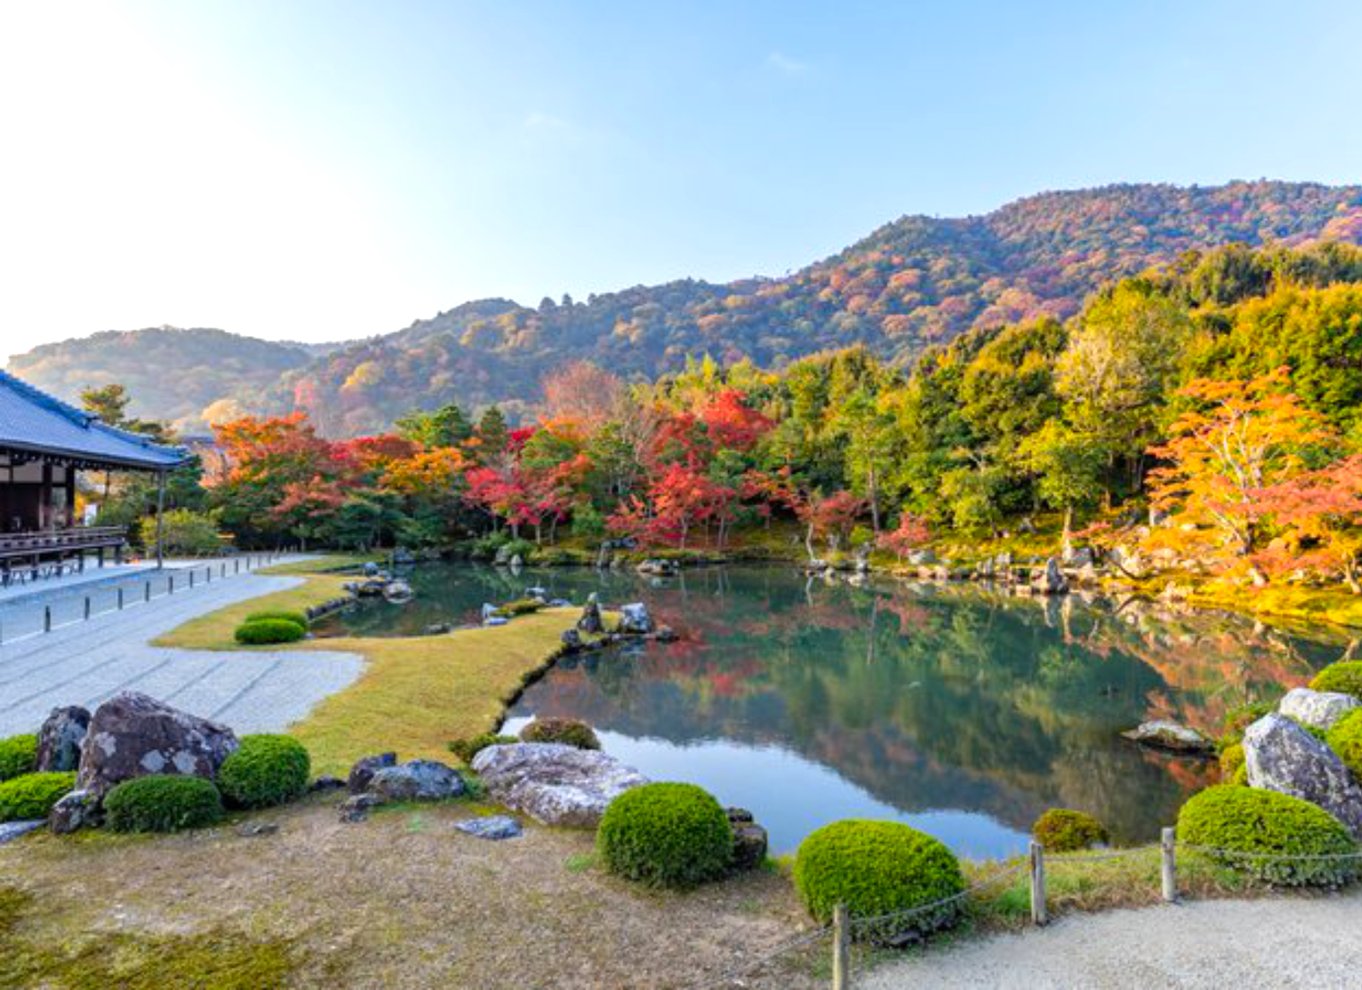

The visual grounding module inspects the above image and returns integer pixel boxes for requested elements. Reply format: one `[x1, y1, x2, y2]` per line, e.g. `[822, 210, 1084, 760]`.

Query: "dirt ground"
[0, 794, 823, 990]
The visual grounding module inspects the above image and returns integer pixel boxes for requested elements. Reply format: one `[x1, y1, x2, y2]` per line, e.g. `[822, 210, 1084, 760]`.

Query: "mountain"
[5, 327, 339, 434]
[11, 181, 1362, 436]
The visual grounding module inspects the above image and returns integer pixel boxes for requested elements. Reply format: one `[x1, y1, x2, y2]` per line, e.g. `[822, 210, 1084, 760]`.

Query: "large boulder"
[1279, 687, 1361, 732]
[471, 742, 648, 827]
[577, 594, 604, 634]
[36, 705, 90, 772]
[1245, 713, 1362, 838]
[76, 692, 238, 798]
[347, 752, 397, 794]
[1032, 557, 1070, 595]
[618, 602, 655, 635]
[1121, 719, 1214, 754]
[367, 759, 465, 802]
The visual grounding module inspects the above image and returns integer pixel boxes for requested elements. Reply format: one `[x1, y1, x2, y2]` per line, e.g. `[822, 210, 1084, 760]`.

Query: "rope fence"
[0, 551, 289, 645]
[692, 827, 1362, 989]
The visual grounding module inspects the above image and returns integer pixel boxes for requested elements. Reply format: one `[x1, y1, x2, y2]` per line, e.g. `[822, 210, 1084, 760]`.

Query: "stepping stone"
[0, 820, 45, 845]
[454, 815, 522, 840]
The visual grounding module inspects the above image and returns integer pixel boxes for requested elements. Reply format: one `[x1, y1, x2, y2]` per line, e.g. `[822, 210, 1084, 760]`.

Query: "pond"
[315, 563, 1345, 857]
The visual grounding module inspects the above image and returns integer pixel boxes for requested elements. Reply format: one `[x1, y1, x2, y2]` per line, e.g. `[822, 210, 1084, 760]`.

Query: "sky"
[1, 0, 1361, 362]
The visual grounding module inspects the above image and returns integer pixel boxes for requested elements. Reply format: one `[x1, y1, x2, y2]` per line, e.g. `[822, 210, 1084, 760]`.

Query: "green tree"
[1018, 421, 1105, 549]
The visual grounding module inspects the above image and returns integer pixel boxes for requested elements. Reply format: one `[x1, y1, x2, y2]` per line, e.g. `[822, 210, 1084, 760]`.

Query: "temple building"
[0, 370, 186, 578]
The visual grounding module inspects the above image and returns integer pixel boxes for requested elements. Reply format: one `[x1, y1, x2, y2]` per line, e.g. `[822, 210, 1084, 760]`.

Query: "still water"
[316, 564, 1343, 857]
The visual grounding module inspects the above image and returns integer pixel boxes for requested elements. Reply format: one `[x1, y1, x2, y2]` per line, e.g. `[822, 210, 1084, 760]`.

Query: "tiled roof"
[0, 370, 187, 470]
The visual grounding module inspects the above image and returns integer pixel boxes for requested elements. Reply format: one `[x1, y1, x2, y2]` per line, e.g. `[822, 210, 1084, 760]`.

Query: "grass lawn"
[257, 554, 381, 576]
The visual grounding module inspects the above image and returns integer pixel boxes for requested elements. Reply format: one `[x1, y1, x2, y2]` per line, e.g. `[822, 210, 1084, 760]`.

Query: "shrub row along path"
[0, 560, 363, 737]
[863, 890, 1362, 989]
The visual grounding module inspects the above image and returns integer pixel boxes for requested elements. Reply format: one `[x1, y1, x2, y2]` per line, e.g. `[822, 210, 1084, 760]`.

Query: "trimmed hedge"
[1327, 708, 1362, 781]
[104, 775, 224, 833]
[448, 733, 518, 764]
[1032, 809, 1108, 852]
[1310, 662, 1362, 700]
[1177, 785, 1358, 886]
[597, 783, 733, 889]
[244, 609, 310, 628]
[234, 618, 306, 645]
[493, 598, 545, 618]
[793, 820, 965, 938]
[519, 718, 601, 750]
[0, 734, 38, 783]
[217, 735, 311, 809]
[0, 771, 75, 822]
[1219, 743, 1246, 782]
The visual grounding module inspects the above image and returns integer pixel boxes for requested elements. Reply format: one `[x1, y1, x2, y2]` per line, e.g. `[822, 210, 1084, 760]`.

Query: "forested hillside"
[11, 181, 1362, 435]
[6, 327, 333, 434]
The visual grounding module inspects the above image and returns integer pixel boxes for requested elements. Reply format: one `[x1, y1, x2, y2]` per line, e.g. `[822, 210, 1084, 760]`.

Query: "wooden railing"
[0, 526, 127, 563]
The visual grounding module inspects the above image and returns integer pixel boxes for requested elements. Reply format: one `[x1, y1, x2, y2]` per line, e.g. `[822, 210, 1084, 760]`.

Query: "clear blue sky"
[1, 0, 1360, 356]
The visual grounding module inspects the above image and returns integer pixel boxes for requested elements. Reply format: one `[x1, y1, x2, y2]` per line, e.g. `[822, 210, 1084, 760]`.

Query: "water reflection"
[319, 564, 1344, 856]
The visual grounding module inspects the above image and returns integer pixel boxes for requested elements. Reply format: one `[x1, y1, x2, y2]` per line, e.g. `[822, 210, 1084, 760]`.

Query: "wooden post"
[189, 570, 195, 589]
[43, 605, 51, 633]
[1161, 827, 1177, 903]
[117, 587, 124, 610]
[206, 565, 212, 583]
[83, 596, 91, 620]
[169, 575, 175, 595]
[144, 580, 151, 603]
[831, 903, 849, 990]
[1029, 841, 1047, 926]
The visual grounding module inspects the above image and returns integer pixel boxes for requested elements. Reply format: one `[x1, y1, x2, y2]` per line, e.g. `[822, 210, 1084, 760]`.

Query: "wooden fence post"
[44, 605, 52, 633]
[832, 903, 849, 990]
[117, 588, 124, 610]
[1161, 827, 1177, 903]
[144, 581, 151, 603]
[1029, 841, 1047, 926]
[83, 596, 91, 620]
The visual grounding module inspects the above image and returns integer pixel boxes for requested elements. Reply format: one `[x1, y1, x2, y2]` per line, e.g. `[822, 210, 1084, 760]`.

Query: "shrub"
[793, 820, 965, 939]
[0, 734, 37, 783]
[1221, 699, 1276, 745]
[104, 775, 224, 833]
[597, 782, 733, 889]
[217, 735, 311, 809]
[1032, 808, 1108, 852]
[243, 610, 310, 628]
[0, 771, 75, 821]
[1326, 708, 1362, 780]
[1311, 662, 1362, 700]
[448, 733, 518, 764]
[1219, 743, 1246, 782]
[519, 717, 600, 750]
[233, 618, 306, 645]
[493, 598, 545, 618]
[1177, 785, 1358, 886]
[139, 508, 223, 556]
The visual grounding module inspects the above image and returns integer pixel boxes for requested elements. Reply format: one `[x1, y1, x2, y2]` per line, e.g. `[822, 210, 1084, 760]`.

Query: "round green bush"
[1326, 708, 1362, 781]
[104, 775, 224, 833]
[0, 771, 75, 821]
[1219, 743, 1246, 782]
[243, 609, 310, 628]
[1177, 785, 1359, 886]
[217, 735, 311, 809]
[597, 782, 733, 889]
[1310, 662, 1362, 700]
[1032, 808, 1108, 852]
[793, 820, 965, 938]
[448, 733, 518, 764]
[519, 717, 601, 750]
[0, 734, 38, 783]
[233, 618, 306, 645]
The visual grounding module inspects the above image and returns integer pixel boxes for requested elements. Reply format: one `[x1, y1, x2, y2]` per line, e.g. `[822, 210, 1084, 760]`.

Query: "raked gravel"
[0, 564, 362, 737]
[861, 889, 1362, 989]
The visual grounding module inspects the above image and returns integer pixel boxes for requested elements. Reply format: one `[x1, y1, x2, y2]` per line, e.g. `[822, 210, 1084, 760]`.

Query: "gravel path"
[0, 564, 363, 736]
[861, 891, 1362, 989]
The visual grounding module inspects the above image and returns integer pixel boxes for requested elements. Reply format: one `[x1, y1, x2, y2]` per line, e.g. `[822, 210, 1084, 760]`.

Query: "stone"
[382, 579, 414, 603]
[49, 789, 101, 834]
[1032, 557, 1070, 595]
[906, 548, 937, 566]
[347, 752, 397, 794]
[363, 561, 381, 576]
[484, 616, 509, 627]
[76, 692, 239, 798]
[618, 602, 655, 635]
[1245, 713, 1362, 838]
[652, 624, 679, 643]
[525, 586, 549, 601]
[1121, 719, 1215, 754]
[726, 806, 768, 872]
[1278, 687, 1361, 731]
[367, 759, 466, 802]
[561, 628, 583, 650]
[424, 623, 452, 635]
[36, 705, 91, 772]
[577, 594, 604, 634]
[339, 793, 382, 823]
[309, 775, 347, 793]
[0, 820, 45, 845]
[237, 821, 279, 837]
[493, 545, 513, 566]
[1064, 546, 1096, 568]
[471, 743, 649, 828]
[636, 558, 679, 577]
[454, 815, 523, 840]
[509, 554, 523, 569]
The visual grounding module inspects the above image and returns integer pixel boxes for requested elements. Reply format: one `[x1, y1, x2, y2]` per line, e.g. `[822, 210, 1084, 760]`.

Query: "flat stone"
[339, 793, 382, 823]
[1121, 719, 1214, 754]
[0, 820, 45, 845]
[1246, 713, 1362, 838]
[236, 821, 280, 837]
[49, 789, 101, 834]
[454, 815, 523, 840]
[471, 742, 648, 827]
[367, 759, 465, 802]
[1279, 687, 1361, 731]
